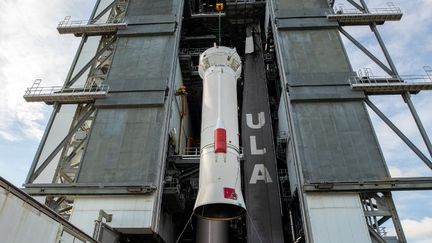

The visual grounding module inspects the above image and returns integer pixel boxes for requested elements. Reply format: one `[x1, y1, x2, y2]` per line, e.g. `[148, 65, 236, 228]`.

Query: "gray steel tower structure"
[21, 0, 432, 242]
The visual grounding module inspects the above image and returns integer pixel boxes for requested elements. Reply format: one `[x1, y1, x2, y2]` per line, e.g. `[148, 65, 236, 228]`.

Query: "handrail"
[332, 7, 402, 15]
[176, 146, 244, 158]
[58, 17, 126, 28]
[350, 74, 432, 85]
[24, 80, 109, 97]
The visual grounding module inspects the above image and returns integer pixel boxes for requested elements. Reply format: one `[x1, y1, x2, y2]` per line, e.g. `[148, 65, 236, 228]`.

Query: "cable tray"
[57, 19, 127, 36]
[24, 82, 109, 104]
[327, 7, 402, 25]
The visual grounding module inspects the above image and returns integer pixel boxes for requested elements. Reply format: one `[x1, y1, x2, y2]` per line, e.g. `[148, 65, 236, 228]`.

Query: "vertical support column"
[241, 25, 284, 243]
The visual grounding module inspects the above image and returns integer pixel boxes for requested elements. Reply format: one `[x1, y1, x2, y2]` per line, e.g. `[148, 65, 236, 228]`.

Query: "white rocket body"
[194, 46, 246, 220]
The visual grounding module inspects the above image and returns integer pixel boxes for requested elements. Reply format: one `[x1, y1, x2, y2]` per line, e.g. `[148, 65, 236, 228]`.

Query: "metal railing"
[332, 3, 401, 15]
[179, 146, 244, 159]
[24, 81, 109, 97]
[349, 75, 432, 85]
[349, 67, 432, 86]
[58, 16, 126, 28]
[179, 48, 207, 56]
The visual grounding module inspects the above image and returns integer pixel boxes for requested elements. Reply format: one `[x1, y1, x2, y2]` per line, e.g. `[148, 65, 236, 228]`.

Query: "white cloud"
[388, 165, 426, 178]
[0, 0, 93, 141]
[402, 217, 432, 243]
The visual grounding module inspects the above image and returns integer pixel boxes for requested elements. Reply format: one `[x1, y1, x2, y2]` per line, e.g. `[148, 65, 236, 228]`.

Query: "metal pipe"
[176, 86, 187, 155]
[289, 209, 296, 242]
[196, 218, 228, 243]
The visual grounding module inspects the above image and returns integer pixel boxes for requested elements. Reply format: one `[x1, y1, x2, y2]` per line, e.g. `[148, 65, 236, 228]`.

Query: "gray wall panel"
[106, 35, 174, 92]
[127, 0, 174, 18]
[278, 29, 351, 86]
[292, 101, 389, 182]
[276, 0, 328, 17]
[78, 107, 166, 183]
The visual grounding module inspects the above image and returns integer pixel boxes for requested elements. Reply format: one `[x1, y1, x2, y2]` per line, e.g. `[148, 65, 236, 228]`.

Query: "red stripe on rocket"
[214, 118, 227, 153]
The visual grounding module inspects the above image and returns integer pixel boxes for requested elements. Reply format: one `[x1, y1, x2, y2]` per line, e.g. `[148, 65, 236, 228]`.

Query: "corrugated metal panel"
[105, 35, 175, 92]
[306, 193, 372, 243]
[126, 0, 175, 18]
[69, 196, 155, 235]
[78, 107, 166, 183]
[0, 187, 61, 243]
[278, 29, 351, 86]
[293, 101, 389, 182]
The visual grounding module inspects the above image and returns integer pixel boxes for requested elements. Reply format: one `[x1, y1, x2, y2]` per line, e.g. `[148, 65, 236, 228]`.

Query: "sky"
[0, 0, 431, 242]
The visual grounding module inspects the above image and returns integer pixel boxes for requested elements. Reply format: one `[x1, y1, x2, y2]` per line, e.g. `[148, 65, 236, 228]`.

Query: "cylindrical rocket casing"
[194, 46, 246, 220]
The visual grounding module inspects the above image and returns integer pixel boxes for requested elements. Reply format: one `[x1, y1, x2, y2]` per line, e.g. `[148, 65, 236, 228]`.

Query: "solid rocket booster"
[194, 46, 246, 220]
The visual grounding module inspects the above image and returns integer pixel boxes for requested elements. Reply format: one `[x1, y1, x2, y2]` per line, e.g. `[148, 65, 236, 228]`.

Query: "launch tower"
[19, 0, 432, 242]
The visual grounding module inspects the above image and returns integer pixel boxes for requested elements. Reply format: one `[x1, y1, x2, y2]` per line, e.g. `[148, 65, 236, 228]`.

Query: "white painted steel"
[194, 46, 246, 220]
[0, 187, 60, 243]
[306, 193, 372, 243]
[69, 196, 155, 235]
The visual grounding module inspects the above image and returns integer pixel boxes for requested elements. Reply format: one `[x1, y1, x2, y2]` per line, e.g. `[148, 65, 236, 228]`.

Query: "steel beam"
[338, 27, 394, 76]
[346, 0, 365, 12]
[304, 177, 432, 192]
[91, 0, 117, 23]
[29, 106, 95, 182]
[370, 24, 397, 75]
[365, 99, 432, 169]
[23, 183, 157, 196]
[66, 36, 117, 87]
[403, 92, 432, 158]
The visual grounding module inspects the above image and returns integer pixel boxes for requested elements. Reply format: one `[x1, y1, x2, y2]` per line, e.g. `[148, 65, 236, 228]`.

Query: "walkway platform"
[24, 80, 109, 104]
[57, 18, 127, 36]
[350, 76, 432, 95]
[327, 6, 402, 25]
